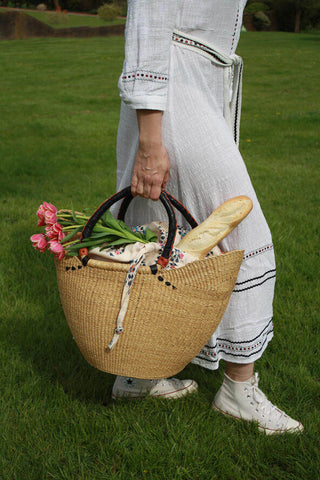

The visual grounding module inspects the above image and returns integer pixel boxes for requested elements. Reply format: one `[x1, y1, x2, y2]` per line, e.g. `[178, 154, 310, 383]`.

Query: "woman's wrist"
[138, 139, 163, 153]
[137, 109, 163, 147]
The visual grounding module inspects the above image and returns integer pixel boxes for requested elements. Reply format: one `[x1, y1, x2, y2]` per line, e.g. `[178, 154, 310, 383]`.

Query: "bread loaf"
[177, 196, 253, 258]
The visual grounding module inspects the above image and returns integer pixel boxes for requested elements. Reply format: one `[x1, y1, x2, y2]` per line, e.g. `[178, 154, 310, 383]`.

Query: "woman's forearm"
[131, 110, 170, 201]
[137, 110, 163, 147]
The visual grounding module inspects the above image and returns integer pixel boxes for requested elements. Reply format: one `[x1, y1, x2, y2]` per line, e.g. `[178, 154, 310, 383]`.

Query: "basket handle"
[118, 190, 198, 229]
[79, 187, 183, 268]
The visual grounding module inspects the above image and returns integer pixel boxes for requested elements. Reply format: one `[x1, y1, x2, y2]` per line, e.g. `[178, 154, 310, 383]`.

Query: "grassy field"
[0, 32, 319, 479]
[0, 8, 125, 28]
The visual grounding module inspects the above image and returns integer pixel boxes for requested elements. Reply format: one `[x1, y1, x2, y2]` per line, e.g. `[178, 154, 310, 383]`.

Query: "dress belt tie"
[172, 30, 243, 146]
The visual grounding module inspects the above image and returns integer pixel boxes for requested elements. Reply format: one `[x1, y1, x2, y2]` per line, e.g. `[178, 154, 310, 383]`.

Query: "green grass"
[28, 11, 125, 28]
[1, 8, 125, 28]
[0, 32, 319, 479]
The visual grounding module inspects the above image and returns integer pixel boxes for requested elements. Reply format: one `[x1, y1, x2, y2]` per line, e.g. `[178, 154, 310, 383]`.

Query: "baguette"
[177, 196, 253, 259]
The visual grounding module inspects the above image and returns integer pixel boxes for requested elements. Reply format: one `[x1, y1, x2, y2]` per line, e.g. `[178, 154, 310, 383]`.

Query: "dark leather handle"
[79, 187, 179, 267]
[118, 190, 198, 230]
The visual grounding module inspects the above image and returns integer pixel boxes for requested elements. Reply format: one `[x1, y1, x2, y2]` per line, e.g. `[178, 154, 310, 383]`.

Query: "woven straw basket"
[55, 188, 243, 379]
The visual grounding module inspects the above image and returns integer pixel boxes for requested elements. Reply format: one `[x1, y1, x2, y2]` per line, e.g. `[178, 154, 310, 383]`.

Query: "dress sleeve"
[118, 0, 180, 110]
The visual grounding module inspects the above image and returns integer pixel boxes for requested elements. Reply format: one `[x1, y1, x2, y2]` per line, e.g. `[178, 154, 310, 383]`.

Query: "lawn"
[0, 8, 125, 28]
[0, 32, 319, 479]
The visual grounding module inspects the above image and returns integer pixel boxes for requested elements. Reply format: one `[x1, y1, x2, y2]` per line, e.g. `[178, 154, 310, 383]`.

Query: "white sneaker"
[213, 372, 304, 435]
[112, 376, 198, 400]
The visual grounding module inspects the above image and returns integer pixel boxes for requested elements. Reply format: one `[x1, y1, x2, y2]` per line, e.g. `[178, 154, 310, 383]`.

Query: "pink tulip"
[43, 202, 57, 214]
[45, 222, 65, 242]
[44, 210, 57, 225]
[37, 202, 57, 226]
[57, 229, 66, 242]
[36, 204, 46, 227]
[30, 233, 47, 253]
[48, 240, 65, 260]
[45, 224, 56, 240]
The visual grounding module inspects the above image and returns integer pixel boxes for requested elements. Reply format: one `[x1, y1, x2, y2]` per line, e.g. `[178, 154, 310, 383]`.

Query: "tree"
[53, 0, 60, 11]
[293, 0, 309, 32]
[271, 0, 320, 32]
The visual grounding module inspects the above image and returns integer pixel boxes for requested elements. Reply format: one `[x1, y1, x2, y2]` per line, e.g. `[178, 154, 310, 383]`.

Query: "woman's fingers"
[149, 174, 163, 201]
[131, 144, 170, 201]
[135, 180, 145, 196]
[131, 175, 162, 200]
[143, 178, 152, 199]
[131, 172, 141, 197]
[161, 170, 170, 190]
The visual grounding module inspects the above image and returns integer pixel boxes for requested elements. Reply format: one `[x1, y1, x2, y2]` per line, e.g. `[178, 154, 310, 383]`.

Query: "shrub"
[113, 0, 126, 16]
[245, 2, 270, 14]
[98, 3, 121, 21]
[36, 3, 47, 10]
[253, 11, 271, 30]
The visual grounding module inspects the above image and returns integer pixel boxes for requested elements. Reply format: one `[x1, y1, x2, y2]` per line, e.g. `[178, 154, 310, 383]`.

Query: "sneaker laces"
[248, 373, 289, 427]
[158, 378, 180, 388]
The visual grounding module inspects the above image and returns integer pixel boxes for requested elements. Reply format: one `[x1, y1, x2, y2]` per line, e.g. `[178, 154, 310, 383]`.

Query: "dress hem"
[191, 323, 274, 371]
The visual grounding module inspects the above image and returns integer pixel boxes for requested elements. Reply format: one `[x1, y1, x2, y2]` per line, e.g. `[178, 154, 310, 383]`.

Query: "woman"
[111, 0, 303, 435]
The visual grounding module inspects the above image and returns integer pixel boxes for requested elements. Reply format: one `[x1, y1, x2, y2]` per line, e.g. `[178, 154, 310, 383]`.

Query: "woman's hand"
[131, 110, 170, 201]
[131, 141, 170, 201]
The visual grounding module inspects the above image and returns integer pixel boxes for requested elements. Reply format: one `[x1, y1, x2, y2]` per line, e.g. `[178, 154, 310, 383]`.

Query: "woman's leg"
[225, 361, 254, 381]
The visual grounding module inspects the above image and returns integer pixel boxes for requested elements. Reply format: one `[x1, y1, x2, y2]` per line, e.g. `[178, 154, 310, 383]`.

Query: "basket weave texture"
[55, 249, 243, 379]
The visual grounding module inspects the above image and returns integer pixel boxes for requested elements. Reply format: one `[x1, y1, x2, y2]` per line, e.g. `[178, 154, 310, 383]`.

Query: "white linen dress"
[114, 0, 275, 370]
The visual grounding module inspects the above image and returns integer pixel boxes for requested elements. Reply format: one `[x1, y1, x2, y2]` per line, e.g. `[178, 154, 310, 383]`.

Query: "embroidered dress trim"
[243, 243, 274, 260]
[172, 32, 230, 66]
[231, 7, 241, 50]
[193, 319, 274, 367]
[121, 70, 168, 83]
[231, 243, 275, 293]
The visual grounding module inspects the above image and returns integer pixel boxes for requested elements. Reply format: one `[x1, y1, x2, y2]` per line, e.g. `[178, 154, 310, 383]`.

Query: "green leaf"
[101, 210, 121, 230]
[71, 203, 78, 223]
[61, 227, 82, 243]
[101, 211, 136, 236]
[87, 231, 118, 239]
[133, 231, 144, 240]
[66, 239, 106, 252]
[117, 218, 132, 232]
[105, 238, 137, 247]
[145, 227, 158, 242]
[63, 209, 156, 252]
[66, 250, 79, 257]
